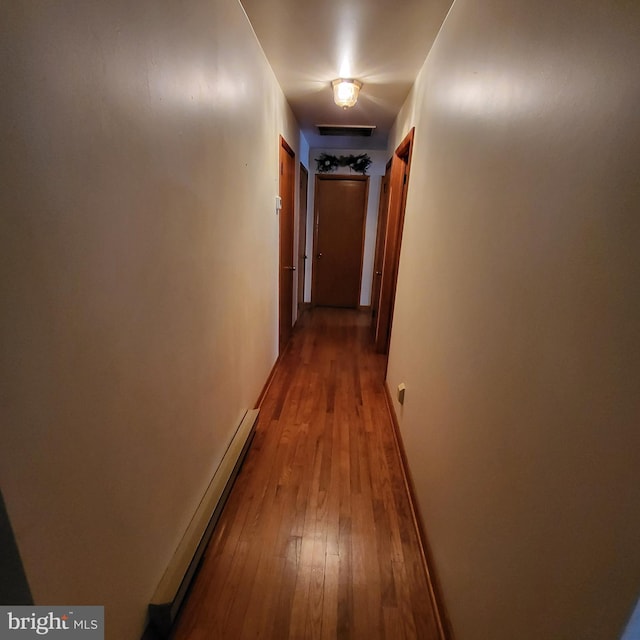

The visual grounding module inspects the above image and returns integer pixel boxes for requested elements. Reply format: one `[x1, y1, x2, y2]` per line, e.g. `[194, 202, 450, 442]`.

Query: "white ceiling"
[239, 0, 453, 149]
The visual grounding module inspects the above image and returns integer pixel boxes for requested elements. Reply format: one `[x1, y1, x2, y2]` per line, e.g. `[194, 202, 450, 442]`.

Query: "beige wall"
[0, 1, 299, 638]
[387, 1, 640, 638]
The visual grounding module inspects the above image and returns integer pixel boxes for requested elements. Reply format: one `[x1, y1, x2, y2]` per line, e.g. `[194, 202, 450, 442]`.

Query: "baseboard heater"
[147, 409, 259, 638]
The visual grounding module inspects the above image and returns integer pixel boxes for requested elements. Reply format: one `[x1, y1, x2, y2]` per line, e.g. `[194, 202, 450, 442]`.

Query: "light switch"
[275, 195, 282, 211]
[397, 383, 406, 405]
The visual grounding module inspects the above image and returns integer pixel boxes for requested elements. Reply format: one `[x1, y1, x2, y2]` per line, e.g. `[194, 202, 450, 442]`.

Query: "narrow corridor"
[172, 308, 441, 639]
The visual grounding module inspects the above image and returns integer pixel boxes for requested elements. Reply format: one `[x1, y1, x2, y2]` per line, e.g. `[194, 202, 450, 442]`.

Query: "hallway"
[172, 308, 442, 639]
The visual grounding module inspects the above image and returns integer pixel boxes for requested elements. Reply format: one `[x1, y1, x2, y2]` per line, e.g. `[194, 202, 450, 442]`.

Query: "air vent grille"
[317, 124, 376, 137]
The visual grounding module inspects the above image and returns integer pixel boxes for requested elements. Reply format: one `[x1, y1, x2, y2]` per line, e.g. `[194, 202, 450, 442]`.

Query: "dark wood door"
[371, 160, 392, 331]
[297, 164, 308, 314]
[313, 175, 368, 308]
[279, 137, 295, 352]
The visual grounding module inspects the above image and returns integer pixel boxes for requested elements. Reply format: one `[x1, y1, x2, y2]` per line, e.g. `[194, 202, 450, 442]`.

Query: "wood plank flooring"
[172, 308, 441, 640]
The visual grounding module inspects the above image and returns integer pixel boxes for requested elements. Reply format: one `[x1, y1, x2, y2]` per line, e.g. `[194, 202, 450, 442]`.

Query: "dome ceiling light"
[332, 79, 362, 109]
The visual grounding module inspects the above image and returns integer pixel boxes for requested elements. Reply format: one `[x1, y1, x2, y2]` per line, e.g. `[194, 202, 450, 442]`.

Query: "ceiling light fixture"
[332, 78, 362, 109]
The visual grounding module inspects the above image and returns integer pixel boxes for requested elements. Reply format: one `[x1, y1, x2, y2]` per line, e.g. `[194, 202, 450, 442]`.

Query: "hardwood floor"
[172, 308, 441, 640]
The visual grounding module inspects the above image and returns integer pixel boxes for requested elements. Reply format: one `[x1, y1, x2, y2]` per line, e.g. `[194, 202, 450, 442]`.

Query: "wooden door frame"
[278, 136, 296, 353]
[375, 127, 415, 353]
[311, 173, 369, 308]
[371, 158, 392, 331]
[297, 163, 309, 315]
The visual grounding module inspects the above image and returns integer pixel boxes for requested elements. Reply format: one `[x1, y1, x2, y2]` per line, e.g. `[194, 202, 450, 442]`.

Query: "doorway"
[371, 159, 392, 332]
[312, 175, 369, 308]
[373, 128, 414, 353]
[297, 164, 309, 315]
[278, 136, 296, 353]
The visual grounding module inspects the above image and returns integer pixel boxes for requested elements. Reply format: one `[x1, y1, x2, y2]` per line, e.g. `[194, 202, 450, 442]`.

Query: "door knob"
[375, 271, 382, 275]
[284, 265, 296, 271]
[317, 253, 323, 258]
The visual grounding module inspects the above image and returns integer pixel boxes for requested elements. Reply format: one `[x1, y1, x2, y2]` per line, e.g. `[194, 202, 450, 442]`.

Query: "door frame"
[311, 173, 369, 308]
[374, 127, 414, 353]
[297, 163, 309, 316]
[371, 158, 392, 332]
[278, 136, 296, 353]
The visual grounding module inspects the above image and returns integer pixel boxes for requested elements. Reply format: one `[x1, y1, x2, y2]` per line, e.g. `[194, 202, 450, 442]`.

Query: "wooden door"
[375, 128, 414, 353]
[279, 136, 295, 353]
[371, 159, 392, 331]
[312, 175, 368, 308]
[297, 164, 308, 314]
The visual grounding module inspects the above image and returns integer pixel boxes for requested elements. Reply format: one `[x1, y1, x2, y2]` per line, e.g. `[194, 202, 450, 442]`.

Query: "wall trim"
[256, 320, 302, 408]
[383, 381, 454, 640]
[255, 353, 283, 409]
[147, 409, 259, 637]
[142, 346, 289, 640]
